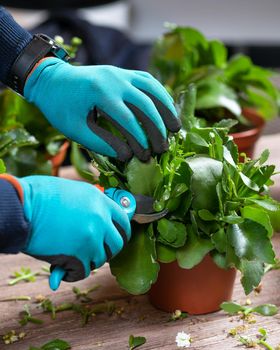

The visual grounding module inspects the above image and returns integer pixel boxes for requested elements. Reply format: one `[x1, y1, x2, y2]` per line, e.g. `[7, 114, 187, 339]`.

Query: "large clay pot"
[149, 254, 236, 315]
[231, 108, 265, 159]
[48, 141, 69, 176]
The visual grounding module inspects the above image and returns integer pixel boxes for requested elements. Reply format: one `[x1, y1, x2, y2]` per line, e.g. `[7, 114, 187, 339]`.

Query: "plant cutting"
[150, 25, 280, 157]
[73, 85, 280, 314]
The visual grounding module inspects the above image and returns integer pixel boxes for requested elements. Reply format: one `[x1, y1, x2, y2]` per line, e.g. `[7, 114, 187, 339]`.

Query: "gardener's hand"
[24, 58, 181, 161]
[16, 175, 131, 287]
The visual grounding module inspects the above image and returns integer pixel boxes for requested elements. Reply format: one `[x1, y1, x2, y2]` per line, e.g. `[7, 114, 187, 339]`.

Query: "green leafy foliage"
[150, 26, 280, 127]
[75, 85, 279, 296]
[19, 304, 44, 326]
[0, 89, 63, 176]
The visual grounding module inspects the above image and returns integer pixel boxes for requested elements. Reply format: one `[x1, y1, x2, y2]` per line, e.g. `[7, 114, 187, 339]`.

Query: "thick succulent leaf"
[176, 227, 214, 269]
[211, 251, 228, 269]
[246, 198, 280, 212]
[252, 304, 278, 316]
[240, 259, 264, 295]
[126, 157, 163, 196]
[186, 156, 223, 211]
[157, 218, 187, 248]
[196, 80, 241, 116]
[241, 206, 273, 238]
[156, 243, 176, 263]
[211, 228, 227, 253]
[220, 301, 243, 314]
[228, 219, 275, 264]
[110, 224, 159, 295]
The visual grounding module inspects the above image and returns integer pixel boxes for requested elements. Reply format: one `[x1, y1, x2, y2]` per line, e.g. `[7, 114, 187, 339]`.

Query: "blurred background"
[5, 0, 280, 137]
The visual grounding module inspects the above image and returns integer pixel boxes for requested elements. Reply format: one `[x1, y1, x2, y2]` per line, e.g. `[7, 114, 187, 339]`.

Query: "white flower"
[175, 331, 191, 348]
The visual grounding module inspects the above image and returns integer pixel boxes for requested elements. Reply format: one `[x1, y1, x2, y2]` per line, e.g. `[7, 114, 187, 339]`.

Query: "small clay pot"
[149, 254, 236, 315]
[231, 108, 265, 159]
[48, 141, 69, 176]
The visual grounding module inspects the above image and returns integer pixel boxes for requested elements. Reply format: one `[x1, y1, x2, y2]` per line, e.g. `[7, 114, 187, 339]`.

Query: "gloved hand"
[24, 58, 181, 161]
[17, 175, 131, 288]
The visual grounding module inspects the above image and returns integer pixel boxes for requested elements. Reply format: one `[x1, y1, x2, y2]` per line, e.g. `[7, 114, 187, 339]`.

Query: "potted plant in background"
[150, 25, 280, 158]
[72, 85, 280, 315]
[0, 36, 81, 177]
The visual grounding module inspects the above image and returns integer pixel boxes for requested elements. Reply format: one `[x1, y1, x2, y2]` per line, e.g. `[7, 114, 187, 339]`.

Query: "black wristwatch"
[8, 34, 70, 95]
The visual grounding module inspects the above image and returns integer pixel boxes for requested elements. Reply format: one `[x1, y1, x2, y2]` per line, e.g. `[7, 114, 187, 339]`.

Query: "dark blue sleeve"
[0, 179, 30, 253]
[0, 6, 32, 85]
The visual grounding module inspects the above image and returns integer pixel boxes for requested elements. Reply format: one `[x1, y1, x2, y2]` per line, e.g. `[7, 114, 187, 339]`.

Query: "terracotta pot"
[47, 141, 69, 176]
[231, 108, 265, 159]
[149, 254, 236, 315]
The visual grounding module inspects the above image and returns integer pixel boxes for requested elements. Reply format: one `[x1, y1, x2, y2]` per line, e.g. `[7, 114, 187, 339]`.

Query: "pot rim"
[230, 108, 265, 140]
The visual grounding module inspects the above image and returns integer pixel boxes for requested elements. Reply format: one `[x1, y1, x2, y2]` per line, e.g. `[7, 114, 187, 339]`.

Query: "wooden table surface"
[1, 134, 280, 350]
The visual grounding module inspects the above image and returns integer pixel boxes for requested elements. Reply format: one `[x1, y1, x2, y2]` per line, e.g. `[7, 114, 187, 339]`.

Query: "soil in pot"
[149, 254, 236, 315]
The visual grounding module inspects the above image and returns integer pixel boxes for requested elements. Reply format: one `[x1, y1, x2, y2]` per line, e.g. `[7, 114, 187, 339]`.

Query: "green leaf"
[176, 227, 213, 269]
[211, 228, 227, 253]
[70, 142, 94, 182]
[241, 206, 273, 238]
[225, 54, 252, 80]
[214, 119, 238, 129]
[198, 209, 216, 221]
[211, 251, 228, 269]
[259, 149, 270, 165]
[252, 304, 278, 316]
[220, 301, 243, 314]
[110, 224, 159, 294]
[246, 198, 280, 212]
[157, 219, 187, 248]
[156, 243, 176, 263]
[240, 260, 264, 295]
[228, 219, 275, 264]
[186, 156, 223, 211]
[41, 339, 71, 350]
[196, 80, 241, 116]
[209, 39, 227, 68]
[129, 335, 146, 349]
[179, 84, 197, 130]
[0, 159, 6, 173]
[126, 157, 163, 196]
[223, 214, 244, 224]
[238, 172, 260, 193]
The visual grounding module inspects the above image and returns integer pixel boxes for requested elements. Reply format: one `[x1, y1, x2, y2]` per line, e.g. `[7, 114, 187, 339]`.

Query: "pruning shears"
[49, 186, 167, 291]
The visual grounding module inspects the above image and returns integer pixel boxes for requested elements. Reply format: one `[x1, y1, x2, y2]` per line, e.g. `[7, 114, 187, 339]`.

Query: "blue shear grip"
[104, 188, 136, 221]
[49, 266, 66, 291]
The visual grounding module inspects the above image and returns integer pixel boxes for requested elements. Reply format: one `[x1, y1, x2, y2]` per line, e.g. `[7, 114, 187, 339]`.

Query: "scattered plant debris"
[128, 335, 146, 349]
[19, 304, 44, 326]
[2, 330, 26, 345]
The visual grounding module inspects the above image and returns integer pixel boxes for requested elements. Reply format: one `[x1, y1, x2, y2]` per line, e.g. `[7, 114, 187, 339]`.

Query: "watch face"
[3, 0, 118, 9]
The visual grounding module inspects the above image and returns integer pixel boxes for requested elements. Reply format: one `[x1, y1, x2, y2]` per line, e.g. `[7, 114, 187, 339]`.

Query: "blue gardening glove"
[24, 58, 181, 161]
[17, 175, 131, 288]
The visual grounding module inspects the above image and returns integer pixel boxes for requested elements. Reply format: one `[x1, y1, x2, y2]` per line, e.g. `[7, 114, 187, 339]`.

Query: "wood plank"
[0, 237, 280, 350]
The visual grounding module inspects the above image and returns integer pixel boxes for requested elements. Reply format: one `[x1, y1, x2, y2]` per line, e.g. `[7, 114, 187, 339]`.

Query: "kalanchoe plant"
[150, 25, 280, 130]
[73, 84, 280, 295]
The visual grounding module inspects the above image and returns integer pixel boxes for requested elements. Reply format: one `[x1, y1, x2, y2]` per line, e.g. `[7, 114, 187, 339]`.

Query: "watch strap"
[7, 34, 69, 95]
